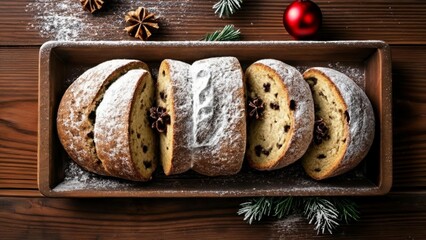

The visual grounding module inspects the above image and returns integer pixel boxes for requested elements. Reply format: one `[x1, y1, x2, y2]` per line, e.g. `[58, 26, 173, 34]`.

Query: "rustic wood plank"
[0, 195, 425, 239]
[0, 48, 38, 190]
[392, 46, 426, 188]
[1, 0, 426, 45]
[1, 45, 426, 194]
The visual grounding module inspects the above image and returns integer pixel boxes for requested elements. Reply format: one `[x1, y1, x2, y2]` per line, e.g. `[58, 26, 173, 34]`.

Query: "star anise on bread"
[313, 117, 330, 145]
[248, 98, 265, 120]
[149, 107, 170, 133]
[124, 7, 159, 40]
[80, 0, 104, 13]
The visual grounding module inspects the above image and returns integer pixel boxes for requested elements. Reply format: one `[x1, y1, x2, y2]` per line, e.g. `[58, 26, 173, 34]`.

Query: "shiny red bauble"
[283, 0, 322, 40]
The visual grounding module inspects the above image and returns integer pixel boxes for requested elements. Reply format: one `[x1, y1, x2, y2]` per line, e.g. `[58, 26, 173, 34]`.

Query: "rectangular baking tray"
[38, 41, 392, 197]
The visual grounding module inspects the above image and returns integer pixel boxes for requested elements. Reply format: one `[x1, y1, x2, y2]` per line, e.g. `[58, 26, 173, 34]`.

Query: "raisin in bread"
[189, 57, 246, 176]
[302, 67, 375, 180]
[245, 59, 314, 170]
[94, 69, 157, 181]
[156, 59, 192, 175]
[57, 59, 148, 176]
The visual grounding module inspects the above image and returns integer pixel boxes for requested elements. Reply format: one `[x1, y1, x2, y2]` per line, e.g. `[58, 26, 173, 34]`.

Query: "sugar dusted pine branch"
[213, 0, 243, 18]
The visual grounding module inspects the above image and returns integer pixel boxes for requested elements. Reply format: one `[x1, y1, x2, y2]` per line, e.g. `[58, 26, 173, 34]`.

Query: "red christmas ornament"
[283, 0, 322, 40]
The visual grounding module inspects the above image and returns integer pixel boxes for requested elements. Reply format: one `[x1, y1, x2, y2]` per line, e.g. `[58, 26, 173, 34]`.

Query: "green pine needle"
[238, 197, 360, 235]
[273, 197, 295, 219]
[237, 197, 273, 224]
[213, 0, 244, 18]
[332, 198, 360, 223]
[201, 25, 241, 41]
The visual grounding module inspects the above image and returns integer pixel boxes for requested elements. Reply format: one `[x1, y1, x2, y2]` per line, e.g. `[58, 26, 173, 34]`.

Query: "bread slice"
[156, 59, 192, 175]
[94, 69, 157, 181]
[302, 67, 375, 180]
[189, 57, 246, 176]
[245, 59, 314, 170]
[56, 59, 148, 176]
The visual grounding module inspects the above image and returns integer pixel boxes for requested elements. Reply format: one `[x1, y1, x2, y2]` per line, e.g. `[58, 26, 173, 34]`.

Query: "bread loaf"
[302, 67, 375, 180]
[56, 59, 148, 176]
[245, 59, 315, 170]
[189, 57, 246, 176]
[155, 59, 192, 175]
[94, 69, 157, 181]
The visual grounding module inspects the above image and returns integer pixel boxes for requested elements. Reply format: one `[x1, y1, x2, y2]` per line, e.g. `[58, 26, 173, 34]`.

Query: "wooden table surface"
[1, 0, 426, 239]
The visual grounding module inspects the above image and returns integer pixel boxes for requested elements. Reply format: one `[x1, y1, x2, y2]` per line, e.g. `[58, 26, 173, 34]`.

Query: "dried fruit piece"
[149, 107, 170, 133]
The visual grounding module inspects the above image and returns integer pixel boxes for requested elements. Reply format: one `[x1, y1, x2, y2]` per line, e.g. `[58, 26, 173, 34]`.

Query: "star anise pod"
[124, 7, 159, 41]
[248, 98, 265, 120]
[313, 117, 330, 145]
[80, 0, 104, 13]
[149, 107, 171, 133]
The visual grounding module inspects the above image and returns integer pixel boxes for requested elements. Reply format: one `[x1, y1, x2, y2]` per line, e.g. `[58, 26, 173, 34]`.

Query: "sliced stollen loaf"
[302, 67, 375, 180]
[94, 69, 157, 181]
[57, 59, 148, 176]
[189, 57, 246, 176]
[155, 59, 192, 175]
[245, 59, 314, 170]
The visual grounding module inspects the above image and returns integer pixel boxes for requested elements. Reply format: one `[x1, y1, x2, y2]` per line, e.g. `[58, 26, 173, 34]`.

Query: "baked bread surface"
[156, 59, 192, 175]
[189, 57, 246, 176]
[245, 59, 314, 170]
[56, 59, 148, 176]
[94, 69, 157, 181]
[302, 67, 375, 180]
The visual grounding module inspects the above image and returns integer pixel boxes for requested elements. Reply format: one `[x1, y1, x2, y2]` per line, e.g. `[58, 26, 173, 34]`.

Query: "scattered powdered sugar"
[296, 62, 365, 89]
[271, 215, 307, 237]
[26, 0, 192, 41]
[54, 160, 131, 191]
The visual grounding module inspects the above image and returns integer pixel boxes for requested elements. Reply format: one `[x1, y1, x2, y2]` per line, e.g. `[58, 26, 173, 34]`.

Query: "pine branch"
[201, 25, 241, 41]
[332, 198, 360, 223]
[273, 197, 296, 219]
[213, 0, 243, 18]
[303, 197, 340, 234]
[237, 197, 273, 224]
[238, 197, 360, 234]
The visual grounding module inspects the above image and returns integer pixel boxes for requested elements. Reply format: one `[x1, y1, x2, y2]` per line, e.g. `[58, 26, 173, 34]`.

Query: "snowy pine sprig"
[213, 0, 244, 18]
[238, 197, 360, 235]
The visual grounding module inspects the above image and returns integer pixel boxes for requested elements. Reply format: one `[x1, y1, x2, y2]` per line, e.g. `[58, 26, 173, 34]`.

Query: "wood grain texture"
[0, 195, 425, 239]
[0, 0, 426, 45]
[392, 46, 426, 189]
[0, 48, 38, 190]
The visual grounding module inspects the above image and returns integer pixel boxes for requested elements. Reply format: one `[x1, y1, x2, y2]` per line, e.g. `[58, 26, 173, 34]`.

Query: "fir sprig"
[303, 197, 339, 234]
[213, 0, 244, 18]
[238, 197, 360, 235]
[238, 197, 272, 224]
[201, 25, 241, 41]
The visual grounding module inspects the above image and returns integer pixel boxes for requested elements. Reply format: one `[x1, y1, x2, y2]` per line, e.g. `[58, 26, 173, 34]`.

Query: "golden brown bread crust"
[157, 59, 192, 175]
[94, 69, 156, 181]
[190, 57, 246, 176]
[245, 59, 315, 171]
[56, 59, 148, 176]
[302, 67, 375, 180]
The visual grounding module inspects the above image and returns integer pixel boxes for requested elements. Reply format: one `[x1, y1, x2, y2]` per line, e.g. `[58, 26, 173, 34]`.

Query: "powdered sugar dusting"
[190, 57, 246, 175]
[256, 59, 314, 165]
[26, 0, 192, 41]
[296, 62, 365, 89]
[94, 69, 145, 178]
[309, 67, 375, 177]
[55, 161, 131, 191]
